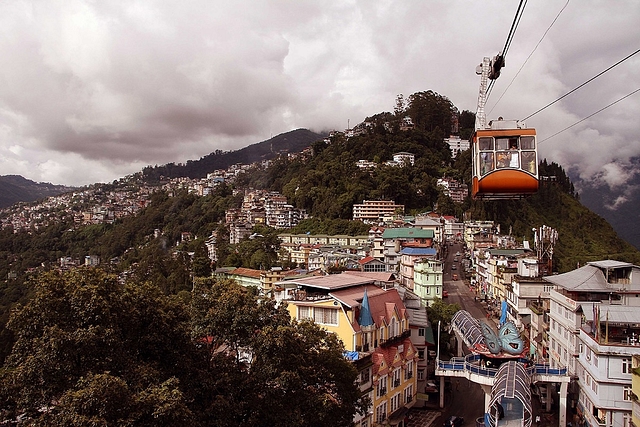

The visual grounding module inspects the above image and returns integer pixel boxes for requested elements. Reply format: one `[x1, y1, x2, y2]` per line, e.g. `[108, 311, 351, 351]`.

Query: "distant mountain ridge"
[0, 175, 76, 209]
[0, 128, 327, 209]
[142, 128, 327, 181]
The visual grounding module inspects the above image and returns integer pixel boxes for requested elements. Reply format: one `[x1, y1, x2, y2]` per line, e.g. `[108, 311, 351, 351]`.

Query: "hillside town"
[2, 132, 639, 427]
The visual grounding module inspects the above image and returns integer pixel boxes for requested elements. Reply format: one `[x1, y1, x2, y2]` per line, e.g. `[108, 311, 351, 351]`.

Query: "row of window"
[374, 386, 415, 424]
[376, 364, 415, 397]
[297, 306, 339, 326]
[479, 151, 537, 176]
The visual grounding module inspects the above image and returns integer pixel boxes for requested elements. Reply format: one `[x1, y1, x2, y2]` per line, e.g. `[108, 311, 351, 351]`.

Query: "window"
[624, 386, 633, 401]
[417, 369, 424, 380]
[418, 349, 425, 360]
[520, 136, 535, 149]
[479, 137, 493, 150]
[377, 376, 387, 397]
[623, 358, 632, 374]
[522, 151, 536, 173]
[404, 385, 414, 403]
[314, 307, 338, 325]
[360, 368, 370, 385]
[418, 328, 425, 337]
[392, 368, 401, 388]
[376, 402, 387, 424]
[297, 306, 312, 320]
[405, 361, 414, 380]
[390, 393, 401, 413]
[495, 137, 510, 151]
[480, 152, 494, 176]
[390, 318, 398, 338]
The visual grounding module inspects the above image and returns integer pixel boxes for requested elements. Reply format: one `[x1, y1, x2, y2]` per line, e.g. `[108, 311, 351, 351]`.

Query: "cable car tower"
[471, 55, 539, 200]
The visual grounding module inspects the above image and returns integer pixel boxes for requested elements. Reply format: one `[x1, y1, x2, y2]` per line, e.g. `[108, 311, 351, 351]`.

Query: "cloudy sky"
[1, 1, 639, 196]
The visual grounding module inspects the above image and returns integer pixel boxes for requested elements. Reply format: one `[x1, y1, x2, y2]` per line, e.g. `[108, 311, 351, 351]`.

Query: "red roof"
[358, 256, 375, 265]
[372, 338, 416, 376]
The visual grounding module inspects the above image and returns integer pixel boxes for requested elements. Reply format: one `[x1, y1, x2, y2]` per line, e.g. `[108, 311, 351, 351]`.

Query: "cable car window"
[521, 151, 536, 174]
[496, 152, 509, 169]
[509, 151, 519, 168]
[520, 136, 535, 150]
[480, 152, 494, 176]
[495, 138, 509, 150]
[479, 137, 493, 151]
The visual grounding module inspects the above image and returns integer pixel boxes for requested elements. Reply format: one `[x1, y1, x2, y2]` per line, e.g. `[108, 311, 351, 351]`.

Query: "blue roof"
[401, 247, 437, 256]
[358, 288, 374, 327]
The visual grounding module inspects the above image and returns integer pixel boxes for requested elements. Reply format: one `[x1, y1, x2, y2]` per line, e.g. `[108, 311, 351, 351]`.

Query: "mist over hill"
[571, 165, 640, 250]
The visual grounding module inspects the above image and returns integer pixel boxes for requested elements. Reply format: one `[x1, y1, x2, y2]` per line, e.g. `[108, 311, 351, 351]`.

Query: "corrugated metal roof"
[582, 303, 640, 324]
[543, 265, 610, 291]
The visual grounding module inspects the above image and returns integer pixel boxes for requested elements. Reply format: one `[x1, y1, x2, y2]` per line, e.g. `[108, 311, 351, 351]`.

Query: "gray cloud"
[0, 0, 639, 188]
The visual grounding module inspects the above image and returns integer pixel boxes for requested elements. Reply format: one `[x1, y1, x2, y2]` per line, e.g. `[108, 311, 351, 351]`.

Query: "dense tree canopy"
[0, 269, 367, 426]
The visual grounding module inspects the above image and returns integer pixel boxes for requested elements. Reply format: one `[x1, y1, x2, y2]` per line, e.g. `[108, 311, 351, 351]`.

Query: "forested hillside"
[1, 89, 639, 366]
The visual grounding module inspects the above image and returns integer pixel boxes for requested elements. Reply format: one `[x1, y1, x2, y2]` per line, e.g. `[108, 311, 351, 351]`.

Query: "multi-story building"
[412, 215, 443, 245]
[544, 260, 640, 427]
[504, 256, 553, 327]
[632, 355, 640, 427]
[399, 246, 438, 289]
[444, 135, 470, 158]
[392, 152, 415, 166]
[381, 228, 434, 273]
[352, 200, 405, 223]
[436, 178, 468, 203]
[275, 272, 418, 426]
[413, 259, 444, 307]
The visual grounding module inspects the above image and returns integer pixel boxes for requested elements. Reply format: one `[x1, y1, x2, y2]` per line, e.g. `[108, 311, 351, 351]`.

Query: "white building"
[444, 135, 470, 158]
[544, 260, 640, 427]
[352, 200, 405, 223]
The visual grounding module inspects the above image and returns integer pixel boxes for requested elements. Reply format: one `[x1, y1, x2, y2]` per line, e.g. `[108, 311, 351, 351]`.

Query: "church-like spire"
[359, 287, 374, 327]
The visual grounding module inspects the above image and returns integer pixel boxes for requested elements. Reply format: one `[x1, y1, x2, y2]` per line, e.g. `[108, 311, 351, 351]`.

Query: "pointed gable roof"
[358, 288, 374, 327]
[367, 289, 406, 327]
[372, 338, 416, 376]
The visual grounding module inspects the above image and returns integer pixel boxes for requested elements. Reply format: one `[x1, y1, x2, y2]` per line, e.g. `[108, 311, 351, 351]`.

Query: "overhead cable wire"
[502, 0, 528, 59]
[489, 0, 569, 115]
[522, 48, 640, 121]
[538, 87, 640, 144]
[487, 0, 528, 102]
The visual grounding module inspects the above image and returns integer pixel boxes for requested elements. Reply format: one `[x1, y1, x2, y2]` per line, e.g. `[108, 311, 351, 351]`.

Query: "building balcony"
[380, 330, 411, 348]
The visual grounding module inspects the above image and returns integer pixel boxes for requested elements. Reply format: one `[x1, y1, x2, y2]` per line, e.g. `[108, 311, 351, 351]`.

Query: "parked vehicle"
[444, 416, 464, 427]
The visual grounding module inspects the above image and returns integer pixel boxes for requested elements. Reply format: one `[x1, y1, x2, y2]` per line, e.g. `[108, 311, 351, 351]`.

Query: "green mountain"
[0, 175, 76, 209]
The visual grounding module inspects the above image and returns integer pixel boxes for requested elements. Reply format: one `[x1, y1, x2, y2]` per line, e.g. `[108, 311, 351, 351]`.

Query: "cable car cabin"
[471, 119, 538, 200]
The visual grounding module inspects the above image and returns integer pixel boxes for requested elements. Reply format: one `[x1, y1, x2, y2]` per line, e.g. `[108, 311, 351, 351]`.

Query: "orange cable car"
[471, 119, 538, 200]
[471, 56, 539, 200]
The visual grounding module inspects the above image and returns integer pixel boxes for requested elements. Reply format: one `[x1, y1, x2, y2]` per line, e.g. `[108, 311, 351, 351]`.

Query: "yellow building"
[281, 272, 417, 426]
[632, 354, 640, 427]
